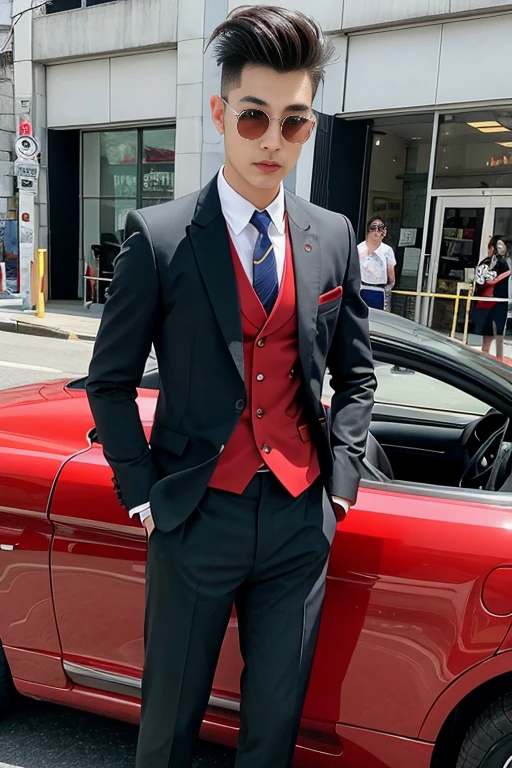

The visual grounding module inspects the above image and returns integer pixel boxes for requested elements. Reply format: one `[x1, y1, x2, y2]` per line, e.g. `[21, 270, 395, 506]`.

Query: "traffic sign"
[14, 134, 40, 160]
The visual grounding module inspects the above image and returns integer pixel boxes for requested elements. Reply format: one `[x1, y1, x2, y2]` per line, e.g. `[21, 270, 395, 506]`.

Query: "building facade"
[0, 0, 16, 292]
[6, 0, 512, 324]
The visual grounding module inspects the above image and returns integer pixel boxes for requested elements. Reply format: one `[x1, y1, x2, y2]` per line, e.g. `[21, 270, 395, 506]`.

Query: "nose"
[259, 117, 283, 153]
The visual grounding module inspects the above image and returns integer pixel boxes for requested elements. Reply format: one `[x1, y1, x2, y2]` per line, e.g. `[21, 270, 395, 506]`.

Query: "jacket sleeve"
[326, 215, 377, 505]
[86, 211, 161, 511]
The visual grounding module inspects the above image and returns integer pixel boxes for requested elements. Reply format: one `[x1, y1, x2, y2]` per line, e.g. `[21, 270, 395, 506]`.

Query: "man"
[86, 6, 376, 768]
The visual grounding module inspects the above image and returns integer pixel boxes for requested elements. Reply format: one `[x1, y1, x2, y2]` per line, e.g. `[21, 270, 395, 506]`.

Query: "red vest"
[208, 220, 320, 497]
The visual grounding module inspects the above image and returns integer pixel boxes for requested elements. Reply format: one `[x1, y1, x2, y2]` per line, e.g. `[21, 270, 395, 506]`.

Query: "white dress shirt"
[130, 168, 349, 525]
[217, 165, 286, 287]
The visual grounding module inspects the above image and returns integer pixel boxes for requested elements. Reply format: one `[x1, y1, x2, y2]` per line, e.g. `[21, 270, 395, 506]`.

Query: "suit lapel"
[188, 176, 244, 382]
[285, 192, 321, 385]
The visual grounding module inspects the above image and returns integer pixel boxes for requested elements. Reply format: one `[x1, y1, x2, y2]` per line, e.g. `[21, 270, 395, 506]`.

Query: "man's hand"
[143, 514, 156, 538]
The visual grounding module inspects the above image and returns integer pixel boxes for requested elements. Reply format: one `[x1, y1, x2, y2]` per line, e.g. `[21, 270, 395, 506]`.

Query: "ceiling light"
[478, 126, 510, 133]
[497, 142, 512, 148]
[467, 121, 502, 128]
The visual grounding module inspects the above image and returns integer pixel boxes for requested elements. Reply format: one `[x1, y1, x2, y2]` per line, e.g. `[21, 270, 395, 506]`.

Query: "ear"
[210, 95, 225, 137]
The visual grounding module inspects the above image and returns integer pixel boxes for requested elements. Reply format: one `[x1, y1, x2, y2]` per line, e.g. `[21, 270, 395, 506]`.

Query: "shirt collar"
[217, 166, 286, 236]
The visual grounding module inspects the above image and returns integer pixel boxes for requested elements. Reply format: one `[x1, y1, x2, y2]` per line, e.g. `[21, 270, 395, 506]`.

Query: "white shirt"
[357, 241, 396, 285]
[131, 169, 349, 525]
[217, 165, 286, 287]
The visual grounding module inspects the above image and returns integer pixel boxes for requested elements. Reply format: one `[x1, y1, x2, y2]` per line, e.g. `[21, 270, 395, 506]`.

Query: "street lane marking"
[0, 360, 62, 373]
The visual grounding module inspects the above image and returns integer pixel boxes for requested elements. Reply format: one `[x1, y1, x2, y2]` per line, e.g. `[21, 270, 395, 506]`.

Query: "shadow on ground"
[0, 696, 236, 768]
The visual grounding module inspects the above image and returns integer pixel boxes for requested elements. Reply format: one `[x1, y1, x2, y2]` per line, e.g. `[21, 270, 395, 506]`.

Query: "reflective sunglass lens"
[282, 116, 314, 144]
[237, 110, 270, 140]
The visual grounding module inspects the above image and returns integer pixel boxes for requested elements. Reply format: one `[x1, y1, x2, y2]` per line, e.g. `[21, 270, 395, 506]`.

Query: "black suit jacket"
[86, 175, 376, 532]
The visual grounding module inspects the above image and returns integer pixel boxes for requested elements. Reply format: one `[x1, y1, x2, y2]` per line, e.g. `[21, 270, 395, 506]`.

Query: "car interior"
[358, 360, 512, 494]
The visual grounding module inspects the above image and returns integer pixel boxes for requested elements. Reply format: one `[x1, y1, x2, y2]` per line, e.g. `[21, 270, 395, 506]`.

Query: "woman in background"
[357, 216, 396, 310]
[473, 235, 510, 359]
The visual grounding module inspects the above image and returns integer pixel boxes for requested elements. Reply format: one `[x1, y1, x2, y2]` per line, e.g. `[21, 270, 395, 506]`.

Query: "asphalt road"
[0, 698, 235, 768]
[0, 330, 236, 767]
[0, 331, 93, 390]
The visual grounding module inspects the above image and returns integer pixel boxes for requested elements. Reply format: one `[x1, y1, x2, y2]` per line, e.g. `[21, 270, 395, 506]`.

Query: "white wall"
[342, 0, 512, 29]
[343, 0, 449, 29]
[344, 25, 442, 113]
[338, 11, 512, 115]
[228, 0, 343, 33]
[0, 0, 15, 216]
[46, 51, 177, 128]
[32, 0, 178, 61]
[437, 14, 512, 104]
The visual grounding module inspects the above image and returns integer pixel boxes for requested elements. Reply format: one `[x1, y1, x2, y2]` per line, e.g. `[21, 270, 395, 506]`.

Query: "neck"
[223, 160, 280, 210]
[367, 238, 381, 251]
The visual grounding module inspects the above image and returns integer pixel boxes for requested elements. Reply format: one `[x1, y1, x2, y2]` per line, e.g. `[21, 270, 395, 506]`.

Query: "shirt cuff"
[128, 502, 151, 523]
[331, 496, 350, 514]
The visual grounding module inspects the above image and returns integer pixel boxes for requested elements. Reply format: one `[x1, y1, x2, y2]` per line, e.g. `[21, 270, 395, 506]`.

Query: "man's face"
[211, 65, 314, 197]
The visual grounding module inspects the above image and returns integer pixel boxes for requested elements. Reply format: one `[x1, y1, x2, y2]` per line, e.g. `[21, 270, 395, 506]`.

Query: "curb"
[0, 317, 96, 342]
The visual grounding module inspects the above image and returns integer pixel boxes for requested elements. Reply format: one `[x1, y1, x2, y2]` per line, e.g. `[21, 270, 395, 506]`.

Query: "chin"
[250, 169, 286, 188]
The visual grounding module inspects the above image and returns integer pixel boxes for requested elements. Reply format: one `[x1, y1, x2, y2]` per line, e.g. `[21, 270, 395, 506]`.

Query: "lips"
[254, 161, 282, 174]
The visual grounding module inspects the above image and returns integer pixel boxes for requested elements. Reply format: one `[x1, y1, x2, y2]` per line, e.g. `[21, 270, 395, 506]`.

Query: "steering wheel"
[459, 420, 509, 490]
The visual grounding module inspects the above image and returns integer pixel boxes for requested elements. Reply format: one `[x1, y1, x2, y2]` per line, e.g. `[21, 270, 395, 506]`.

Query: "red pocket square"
[319, 286, 343, 305]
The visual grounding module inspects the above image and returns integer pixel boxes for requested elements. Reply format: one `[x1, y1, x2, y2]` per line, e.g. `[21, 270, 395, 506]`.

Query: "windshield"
[370, 310, 512, 388]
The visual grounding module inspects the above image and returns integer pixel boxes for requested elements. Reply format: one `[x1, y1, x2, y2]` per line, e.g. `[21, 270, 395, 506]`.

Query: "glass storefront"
[363, 114, 434, 318]
[335, 107, 512, 338]
[82, 126, 175, 301]
[47, 0, 119, 13]
[434, 110, 512, 190]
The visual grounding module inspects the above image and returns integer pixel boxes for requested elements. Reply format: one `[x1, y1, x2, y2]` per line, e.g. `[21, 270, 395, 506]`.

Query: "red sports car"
[2, 311, 512, 768]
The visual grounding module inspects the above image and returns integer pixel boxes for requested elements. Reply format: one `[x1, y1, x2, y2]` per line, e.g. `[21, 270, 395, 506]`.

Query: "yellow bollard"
[36, 248, 46, 318]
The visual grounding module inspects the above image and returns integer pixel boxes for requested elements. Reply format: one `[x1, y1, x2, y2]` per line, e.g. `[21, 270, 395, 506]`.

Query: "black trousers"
[135, 473, 334, 768]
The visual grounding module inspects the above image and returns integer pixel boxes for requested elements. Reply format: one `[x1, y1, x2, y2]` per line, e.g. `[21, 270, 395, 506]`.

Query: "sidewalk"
[1, 299, 512, 362]
[0, 298, 102, 341]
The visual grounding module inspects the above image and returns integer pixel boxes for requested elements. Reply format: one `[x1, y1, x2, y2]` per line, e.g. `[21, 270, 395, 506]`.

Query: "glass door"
[488, 198, 512, 338]
[489, 198, 512, 246]
[424, 196, 488, 332]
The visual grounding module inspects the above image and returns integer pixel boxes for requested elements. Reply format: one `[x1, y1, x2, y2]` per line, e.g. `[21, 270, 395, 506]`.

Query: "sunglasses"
[369, 224, 387, 232]
[221, 98, 316, 145]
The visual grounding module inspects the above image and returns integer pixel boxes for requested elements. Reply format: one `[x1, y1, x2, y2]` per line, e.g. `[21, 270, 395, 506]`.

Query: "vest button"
[263, 444, 272, 454]
[235, 399, 246, 411]
[257, 338, 265, 348]
[256, 408, 264, 418]
[256, 373, 265, 382]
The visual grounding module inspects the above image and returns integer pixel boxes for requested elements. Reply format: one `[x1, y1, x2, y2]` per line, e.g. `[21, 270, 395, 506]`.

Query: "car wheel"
[0, 642, 14, 717]
[457, 693, 512, 767]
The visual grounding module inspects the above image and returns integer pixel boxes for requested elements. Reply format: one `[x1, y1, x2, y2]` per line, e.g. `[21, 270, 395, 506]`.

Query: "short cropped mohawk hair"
[208, 5, 334, 98]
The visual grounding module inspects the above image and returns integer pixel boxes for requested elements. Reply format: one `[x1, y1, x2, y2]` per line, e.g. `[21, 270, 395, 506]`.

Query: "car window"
[374, 363, 488, 416]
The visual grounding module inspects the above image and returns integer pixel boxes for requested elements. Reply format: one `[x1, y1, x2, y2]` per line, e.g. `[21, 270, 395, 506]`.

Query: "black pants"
[135, 473, 334, 768]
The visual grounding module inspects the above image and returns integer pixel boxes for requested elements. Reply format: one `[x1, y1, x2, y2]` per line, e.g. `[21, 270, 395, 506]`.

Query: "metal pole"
[417, 111, 440, 325]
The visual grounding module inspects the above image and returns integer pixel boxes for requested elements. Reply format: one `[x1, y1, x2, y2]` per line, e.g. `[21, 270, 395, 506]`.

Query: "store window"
[46, 0, 119, 13]
[434, 110, 512, 189]
[82, 126, 175, 301]
[364, 114, 434, 317]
